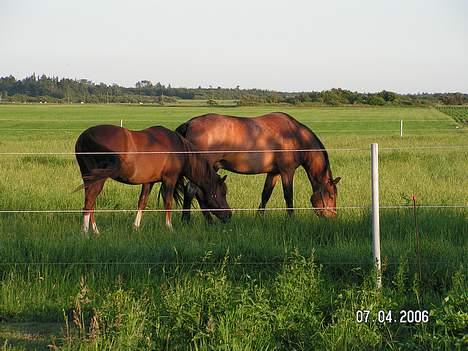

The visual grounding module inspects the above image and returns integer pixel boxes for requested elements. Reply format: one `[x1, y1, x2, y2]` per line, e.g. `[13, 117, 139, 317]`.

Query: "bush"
[368, 96, 386, 106]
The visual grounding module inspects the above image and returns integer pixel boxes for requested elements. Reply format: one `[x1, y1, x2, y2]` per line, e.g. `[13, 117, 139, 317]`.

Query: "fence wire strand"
[0, 128, 463, 133]
[0, 118, 457, 122]
[0, 145, 467, 156]
[0, 261, 462, 266]
[0, 205, 466, 214]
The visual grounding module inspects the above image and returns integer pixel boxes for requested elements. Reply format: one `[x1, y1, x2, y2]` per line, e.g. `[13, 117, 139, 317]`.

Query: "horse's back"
[180, 112, 310, 149]
[177, 112, 315, 174]
[76, 125, 183, 153]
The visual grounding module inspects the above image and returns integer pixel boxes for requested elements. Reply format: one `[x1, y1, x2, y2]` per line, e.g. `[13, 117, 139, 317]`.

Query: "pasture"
[0, 104, 466, 350]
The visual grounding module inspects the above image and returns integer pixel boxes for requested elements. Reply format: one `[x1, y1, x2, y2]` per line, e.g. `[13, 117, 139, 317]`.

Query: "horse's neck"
[184, 145, 211, 189]
[303, 150, 330, 191]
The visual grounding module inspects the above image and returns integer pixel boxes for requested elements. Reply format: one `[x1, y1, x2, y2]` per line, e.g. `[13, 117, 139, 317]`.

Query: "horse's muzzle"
[216, 209, 232, 223]
[223, 210, 232, 222]
[314, 208, 337, 218]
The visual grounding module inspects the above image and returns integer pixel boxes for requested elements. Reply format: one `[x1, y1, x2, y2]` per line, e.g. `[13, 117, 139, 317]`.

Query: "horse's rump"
[74, 127, 122, 191]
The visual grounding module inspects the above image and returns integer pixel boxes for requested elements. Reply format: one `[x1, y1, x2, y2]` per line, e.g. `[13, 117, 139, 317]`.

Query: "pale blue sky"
[1, 0, 467, 93]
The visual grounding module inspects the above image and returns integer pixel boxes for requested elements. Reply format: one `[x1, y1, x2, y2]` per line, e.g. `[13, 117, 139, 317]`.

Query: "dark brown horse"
[75, 125, 231, 235]
[175, 112, 340, 222]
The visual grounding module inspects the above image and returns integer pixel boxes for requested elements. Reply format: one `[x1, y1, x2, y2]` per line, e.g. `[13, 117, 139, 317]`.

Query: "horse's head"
[203, 174, 232, 222]
[310, 177, 341, 218]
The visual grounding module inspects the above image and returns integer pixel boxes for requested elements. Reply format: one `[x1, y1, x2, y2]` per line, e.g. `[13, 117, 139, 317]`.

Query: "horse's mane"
[176, 133, 216, 187]
[278, 112, 331, 175]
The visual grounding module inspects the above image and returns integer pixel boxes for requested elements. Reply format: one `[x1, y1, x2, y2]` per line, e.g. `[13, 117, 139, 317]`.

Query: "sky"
[1, 0, 467, 93]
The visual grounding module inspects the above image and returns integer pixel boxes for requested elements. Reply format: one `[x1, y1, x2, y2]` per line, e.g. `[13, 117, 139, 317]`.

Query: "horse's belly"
[116, 155, 165, 184]
[220, 154, 276, 174]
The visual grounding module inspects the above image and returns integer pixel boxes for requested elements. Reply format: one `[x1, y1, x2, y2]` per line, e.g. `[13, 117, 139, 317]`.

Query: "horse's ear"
[219, 175, 227, 183]
[333, 177, 341, 185]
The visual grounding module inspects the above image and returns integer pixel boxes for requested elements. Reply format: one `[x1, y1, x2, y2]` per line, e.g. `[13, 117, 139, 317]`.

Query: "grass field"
[436, 106, 468, 125]
[0, 104, 466, 350]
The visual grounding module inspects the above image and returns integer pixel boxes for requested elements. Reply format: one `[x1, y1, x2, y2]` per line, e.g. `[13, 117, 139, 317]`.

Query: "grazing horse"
[75, 125, 231, 235]
[175, 112, 341, 222]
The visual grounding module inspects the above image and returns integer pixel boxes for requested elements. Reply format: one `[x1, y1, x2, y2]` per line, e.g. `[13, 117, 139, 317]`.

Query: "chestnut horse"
[75, 125, 231, 235]
[175, 112, 341, 222]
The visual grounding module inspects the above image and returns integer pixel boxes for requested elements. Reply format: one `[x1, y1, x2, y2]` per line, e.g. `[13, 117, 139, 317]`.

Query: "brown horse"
[75, 125, 231, 235]
[175, 112, 340, 222]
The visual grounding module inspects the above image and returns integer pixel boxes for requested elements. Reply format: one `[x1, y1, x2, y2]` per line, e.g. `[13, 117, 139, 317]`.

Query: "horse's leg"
[161, 178, 176, 230]
[133, 183, 154, 230]
[280, 170, 295, 216]
[90, 211, 99, 235]
[82, 180, 106, 236]
[257, 172, 280, 215]
[181, 182, 195, 223]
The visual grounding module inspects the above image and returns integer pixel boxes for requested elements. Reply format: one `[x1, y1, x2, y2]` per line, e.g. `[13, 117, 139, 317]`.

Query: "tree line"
[1, 74, 467, 106]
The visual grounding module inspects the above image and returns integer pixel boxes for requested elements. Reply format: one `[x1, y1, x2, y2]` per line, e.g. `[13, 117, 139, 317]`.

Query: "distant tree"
[368, 95, 386, 106]
[441, 93, 466, 105]
[238, 94, 264, 106]
[266, 92, 281, 104]
[320, 90, 342, 106]
[1, 74, 466, 106]
[140, 80, 152, 88]
[378, 90, 398, 103]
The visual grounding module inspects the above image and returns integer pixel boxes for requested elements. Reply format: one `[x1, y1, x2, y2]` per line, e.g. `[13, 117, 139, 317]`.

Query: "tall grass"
[3, 253, 461, 350]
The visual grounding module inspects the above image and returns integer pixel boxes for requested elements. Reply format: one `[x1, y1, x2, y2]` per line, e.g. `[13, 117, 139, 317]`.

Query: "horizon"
[1, 0, 467, 94]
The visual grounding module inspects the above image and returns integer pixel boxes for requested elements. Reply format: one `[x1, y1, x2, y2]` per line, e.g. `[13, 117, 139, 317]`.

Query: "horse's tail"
[157, 175, 185, 207]
[72, 166, 120, 193]
[175, 122, 189, 137]
[74, 131, 121, 192]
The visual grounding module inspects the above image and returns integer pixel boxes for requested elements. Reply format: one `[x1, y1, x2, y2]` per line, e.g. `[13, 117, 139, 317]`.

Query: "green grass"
[0, 322, 61, 350]
[0, 104, 466, 349]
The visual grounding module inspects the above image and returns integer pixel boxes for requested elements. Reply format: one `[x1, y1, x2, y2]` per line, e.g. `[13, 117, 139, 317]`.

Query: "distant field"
[0, 104, 466, 350]
[436, 105, 468, 124]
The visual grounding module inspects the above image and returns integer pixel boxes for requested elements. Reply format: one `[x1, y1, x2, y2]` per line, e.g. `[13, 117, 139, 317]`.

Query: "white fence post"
[400, 120, 403, 137]
[371, 143, 382, 289]
[120, 120, 123, 128]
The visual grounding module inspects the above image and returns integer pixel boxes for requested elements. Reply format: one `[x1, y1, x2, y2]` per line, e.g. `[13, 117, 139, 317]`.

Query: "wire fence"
[0, 145, 467, 155]
[0, 260, 461, 266]
[0, 145, 466, 214]
[0, 118, 464, 134]
[0, 144, 465, 268]
[0, 128, 464, 134]
[0, 119, 457, 122]
[0, 113, 465, 273]
[0, 205, 466, 214]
